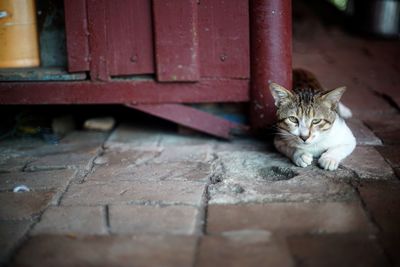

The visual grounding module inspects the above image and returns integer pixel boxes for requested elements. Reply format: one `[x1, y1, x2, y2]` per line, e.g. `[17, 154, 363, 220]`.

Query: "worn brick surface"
[61, 181, 206, 206]
[154, 145, 212, 163]
[363, 115, 400, 133]
[94, 148, 160, 167]
[32, 206, 107, 235]
[25, 146, 101, 172]
[288, 234, 389, 267]
[347, 119, 382, 146]
[88, 161, 212, 182]
[358, 181, 400, 233]
[109, 205, 198, 235]
[209, 150, 356, 204]
[380, 232, 400, 267]
[11, 234, 197, 267]
[207, 202, 374, 235]
[0, 156, 34, 173]
[0, 220, 32, 265]
[105, 124, 161, 149]
[376, 146, 400, 168]
[195, 234, 294, 267]
[0, 191, 54, 220]
[342, 146, 395, 179]
[0, 169, 75, 191]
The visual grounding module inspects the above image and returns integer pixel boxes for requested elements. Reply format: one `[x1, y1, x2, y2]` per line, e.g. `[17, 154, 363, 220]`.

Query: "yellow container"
[0, 0, 40, 68]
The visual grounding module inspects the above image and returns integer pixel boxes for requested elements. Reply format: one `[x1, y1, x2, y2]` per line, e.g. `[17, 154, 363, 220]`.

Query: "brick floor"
[0, 220, 32, 265]
[0, 169, 76, 191]
[376, 146, 400, 168]
[109, 205, 199, 235]
[207, 202, 375, 235]
[10, 234, 198, 267]
[342, 146, 395, 179]
[358, 181, 400, 233]
[287, 234, 389, 267]
[0, 191, 55, 220]
[195, 234, 293, 267]
[61, 181, 206, 206]
[32, 206, 107, 235]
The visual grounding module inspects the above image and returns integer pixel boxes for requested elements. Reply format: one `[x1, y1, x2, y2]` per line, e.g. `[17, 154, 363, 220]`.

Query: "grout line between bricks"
[104, 205, 111, 234]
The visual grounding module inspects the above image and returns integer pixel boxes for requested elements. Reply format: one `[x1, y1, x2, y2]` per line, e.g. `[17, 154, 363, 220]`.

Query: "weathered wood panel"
[153, 0, 200, 81]
[129, 104, 247, 139]
[0, 79, 249, 104]
[64, 0, 90, 72]
[198, 0, 250, 79]
[87, 0, 109, 81]
[106, 0, 154, 76]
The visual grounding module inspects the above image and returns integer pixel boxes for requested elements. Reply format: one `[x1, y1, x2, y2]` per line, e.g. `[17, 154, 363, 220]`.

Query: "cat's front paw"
[318, 156, 340, 171]
[293, 151, 313, 168]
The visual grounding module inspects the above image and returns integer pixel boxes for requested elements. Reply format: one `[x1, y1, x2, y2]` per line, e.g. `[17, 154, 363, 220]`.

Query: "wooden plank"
[198, 0, 250, 79]
[153, 0, 200, 81]
[64, 0, 90, 72]
[0, 79, 249, 104]
[128, 104, 247, 139]
[250, 0, 292, 129]
[87, 0, 109, 81]
[106, 0, 154, 76]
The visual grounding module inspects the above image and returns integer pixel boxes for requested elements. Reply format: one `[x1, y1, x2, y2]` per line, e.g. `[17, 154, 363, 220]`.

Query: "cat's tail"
[337, 102, 352, 119]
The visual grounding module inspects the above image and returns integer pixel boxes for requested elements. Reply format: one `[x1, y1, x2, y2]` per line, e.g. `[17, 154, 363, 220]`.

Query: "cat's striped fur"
[269, 68, 356, 171]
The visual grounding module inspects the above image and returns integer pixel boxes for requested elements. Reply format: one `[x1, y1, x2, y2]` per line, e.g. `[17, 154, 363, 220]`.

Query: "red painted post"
[250, 0, 292, 130]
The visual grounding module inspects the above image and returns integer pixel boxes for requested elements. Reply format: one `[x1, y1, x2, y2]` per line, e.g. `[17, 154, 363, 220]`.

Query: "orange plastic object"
[0, 0, 40, 68]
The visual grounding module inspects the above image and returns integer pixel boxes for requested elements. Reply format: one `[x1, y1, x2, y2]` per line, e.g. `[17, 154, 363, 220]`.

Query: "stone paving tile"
[208, 150, 356, 204]
[88, 161, 212, 182]
[0, 156, 34, 173]
[363, 115, 400, 134]
[373, 130, 400, 145]
[376, 145, 400, 168]
[61, 181, 206, 206]
[380, 232, 400, 267]
[347, 119, 382, 146]
[207, 202, 374, 235]
[24, 146, 101, 172]
[0, 191, 55, 220]
[342, 146, 395, 179]
[0, 169, 76, 192]
[0, 220, 32, 265]
[105, 124, 161, 150]
[11, 234, 197, 267]
[109, 205, 198, 235]
[358, 181, 400, 233]
[32, 206, 107, 235]
[153, 144, 212, 163]
[208, 175, 355, 204]
[287, 234, 389, 267]
[94, 148, 161, 167]
[195, 233, 294, 267]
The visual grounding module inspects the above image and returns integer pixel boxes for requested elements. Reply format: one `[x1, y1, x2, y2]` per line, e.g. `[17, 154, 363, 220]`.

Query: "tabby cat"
[269, 69, 356, 171]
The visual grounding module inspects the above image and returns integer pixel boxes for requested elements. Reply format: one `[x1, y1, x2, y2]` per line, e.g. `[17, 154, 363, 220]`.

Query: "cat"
[269, 69, 356, 171]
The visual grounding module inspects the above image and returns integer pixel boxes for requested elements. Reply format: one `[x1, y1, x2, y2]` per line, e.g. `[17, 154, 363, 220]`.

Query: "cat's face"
[269, 83, 346, 145]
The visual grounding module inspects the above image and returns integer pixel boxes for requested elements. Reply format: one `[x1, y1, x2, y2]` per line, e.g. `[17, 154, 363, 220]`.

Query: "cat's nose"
[300, 135, 308, 142]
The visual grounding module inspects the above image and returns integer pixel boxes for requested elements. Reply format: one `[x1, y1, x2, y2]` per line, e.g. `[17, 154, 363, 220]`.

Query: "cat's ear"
[269, 83, 293, 107]
[321, 86, 346, 108]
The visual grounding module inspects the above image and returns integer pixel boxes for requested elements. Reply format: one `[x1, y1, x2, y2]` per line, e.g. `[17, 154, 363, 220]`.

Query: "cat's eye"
[288, 116, 298, 123]
[312, 119, 322, 125]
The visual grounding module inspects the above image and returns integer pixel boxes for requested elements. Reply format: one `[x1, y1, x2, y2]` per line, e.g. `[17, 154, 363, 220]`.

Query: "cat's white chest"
[299, 118, 355, 158]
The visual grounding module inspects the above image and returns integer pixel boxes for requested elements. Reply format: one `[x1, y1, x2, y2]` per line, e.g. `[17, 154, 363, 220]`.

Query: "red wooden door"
[64, 0, 249, 82]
